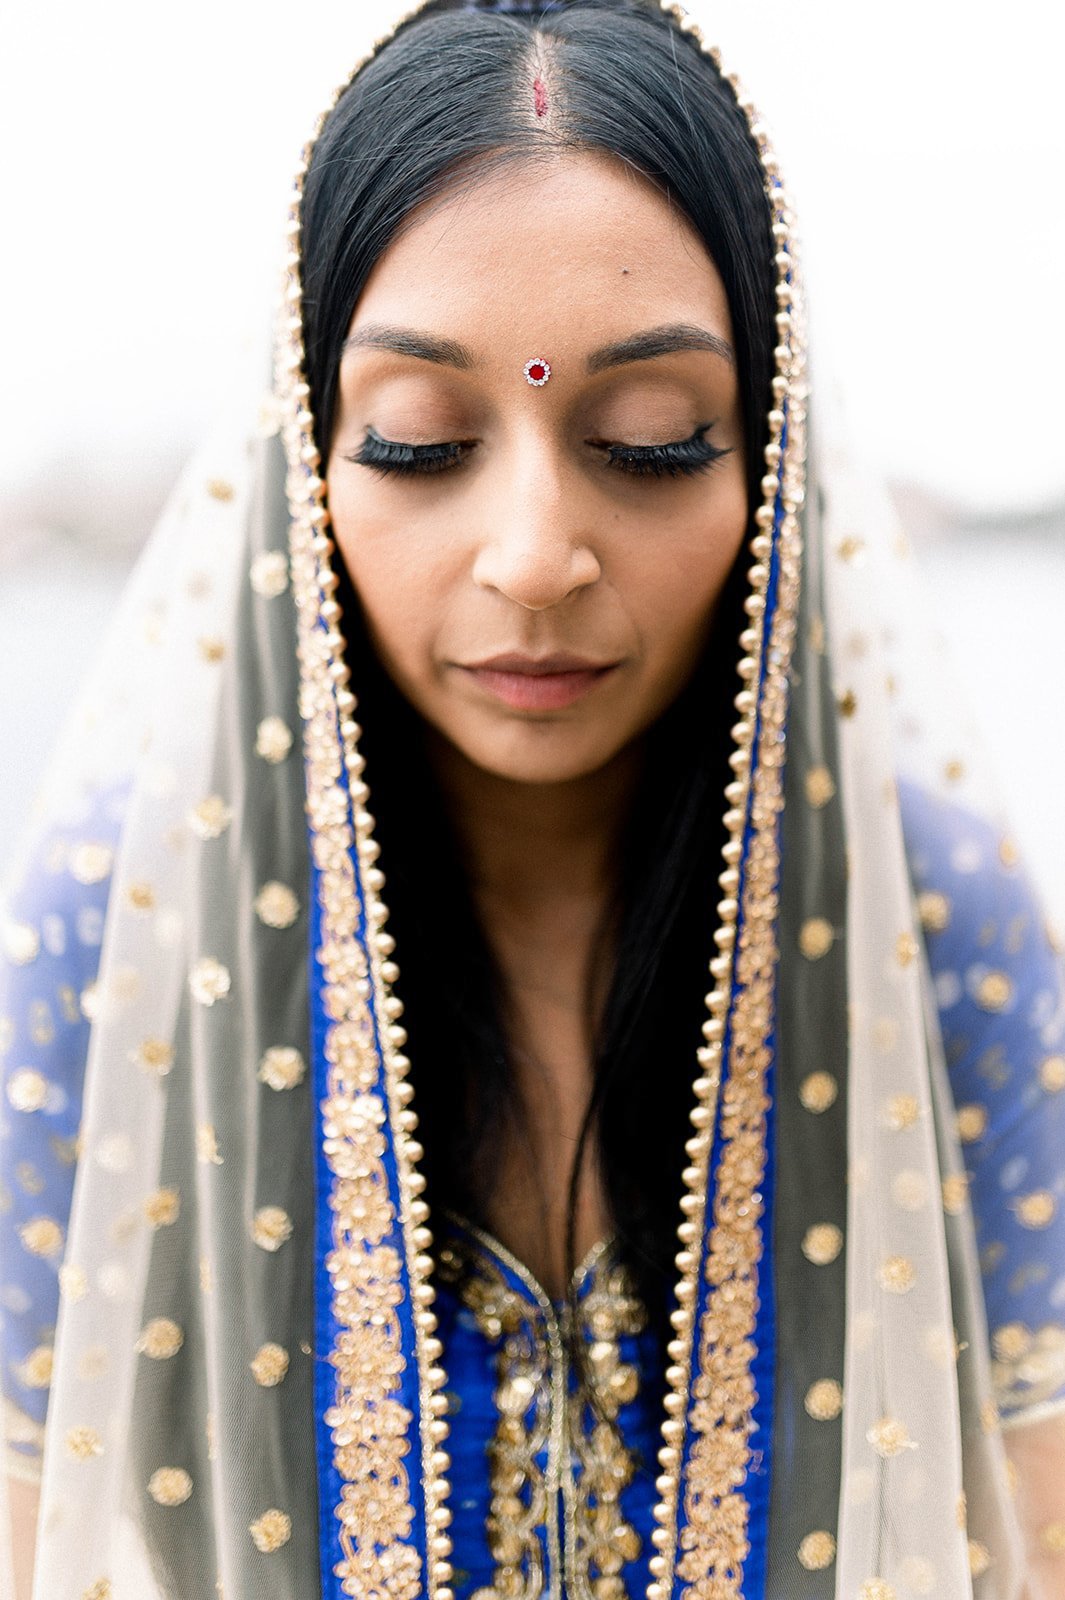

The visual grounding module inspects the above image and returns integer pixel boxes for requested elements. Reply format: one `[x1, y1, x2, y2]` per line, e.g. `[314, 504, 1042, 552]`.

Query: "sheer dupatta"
[2, 4, 1060, 1597]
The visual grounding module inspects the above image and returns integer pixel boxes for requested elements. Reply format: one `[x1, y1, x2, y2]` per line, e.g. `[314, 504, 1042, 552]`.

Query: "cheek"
[328, 481, 457, 674]
[628, 476, 749, 677]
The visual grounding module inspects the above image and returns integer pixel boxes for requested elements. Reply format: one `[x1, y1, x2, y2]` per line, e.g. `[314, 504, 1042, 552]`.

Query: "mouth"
[457, 652, 621, 712]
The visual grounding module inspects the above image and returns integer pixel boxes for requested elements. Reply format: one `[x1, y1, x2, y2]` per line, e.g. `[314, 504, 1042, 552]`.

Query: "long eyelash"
[348, 428, 468, 477]
[605, 426, 730, 478]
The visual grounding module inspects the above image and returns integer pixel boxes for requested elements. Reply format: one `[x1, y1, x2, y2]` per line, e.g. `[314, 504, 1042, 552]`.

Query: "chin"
[448, 720, 634, 787]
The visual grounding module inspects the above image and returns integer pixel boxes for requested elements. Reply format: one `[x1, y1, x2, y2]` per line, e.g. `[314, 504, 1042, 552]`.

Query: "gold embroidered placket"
[278, 6, 805, 1599]
[440, 1232, 648, 1600]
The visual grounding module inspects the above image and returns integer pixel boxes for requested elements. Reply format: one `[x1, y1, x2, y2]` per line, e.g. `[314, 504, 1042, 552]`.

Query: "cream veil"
[1, 4, 1054, 1597]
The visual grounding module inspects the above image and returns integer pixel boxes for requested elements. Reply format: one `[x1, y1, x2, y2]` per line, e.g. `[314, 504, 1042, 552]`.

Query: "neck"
[429, 736, 642, 914]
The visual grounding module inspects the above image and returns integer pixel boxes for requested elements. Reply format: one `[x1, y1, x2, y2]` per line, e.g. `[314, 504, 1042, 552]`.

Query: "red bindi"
[533, 76, 549, 118]
[523, 358, 551, 387]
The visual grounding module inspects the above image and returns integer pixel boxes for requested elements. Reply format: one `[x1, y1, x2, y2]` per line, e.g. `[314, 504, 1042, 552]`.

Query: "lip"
[457, 652, 621, 712]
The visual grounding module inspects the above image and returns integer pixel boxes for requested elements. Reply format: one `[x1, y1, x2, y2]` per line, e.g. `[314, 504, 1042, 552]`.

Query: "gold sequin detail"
[137, 1318, 184, 1360]
[799, 1070, 838, 1112]
[895, 931, 919, 967]
[189, 957, 231, 1006]
[942, 1174, 970, 1215]
[804, 765, 836, 808]
[797, 1531, 836, 1570]
[799, 917, 835, 960]
[866, 1416, 914, 1457]
[198, 636, 226, 664]
[189, 795, 234, 840]
[251, 1206, 293, 1252]
[992, 1323, 1031, 1362]
[878, 1256, 916, 1294]
[1014, 1190, 1055, 1229]
[70, 843, 114, 884]
[968, 1540, 991, 1577]
[837, 689, 858, 718]
[858, 1583, 895, 1600]
[2, 921, 39, 966]
[250, 551, 290, 598]
[19, 1216, 64, 1257]
[976, 971, 1013, 1012]
[82, 1582, 112, 1600]
[206, 477, 234, 502]
[197, 1124, 223, 1165]
[60, 1263, 89, 1301]
[66, 1425, 104, 1461]
[125, 881, 156, 912]
[804, 1378, 843, 1420]
[1039, 1521, 1065, 1555]
[250, 1343, 290, 1387]
[144, 1187, 181, 1228]
[258, 1046, 306, 1091]
[254, 882, 301, 929]
[249, 1509, 292, 1553]
[132, 1037, 175, 1076]
[16, 1345, 53, 1388]
[802, 1223, 843, 1266]
[255, 716, 293, 764]
[999, 836, 1020, 868]
[885, 1093, 919, 1131]
[917, 890, 951, 933]
[1040, 1055, 1065, 1093]
[149, 1467, 193, 1506]
[956, 1103, 988, 1143]
[7, 1067, 48, 1112]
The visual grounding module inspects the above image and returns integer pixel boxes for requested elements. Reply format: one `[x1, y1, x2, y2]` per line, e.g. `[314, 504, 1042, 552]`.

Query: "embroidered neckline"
[442, 1209, 616, 1310]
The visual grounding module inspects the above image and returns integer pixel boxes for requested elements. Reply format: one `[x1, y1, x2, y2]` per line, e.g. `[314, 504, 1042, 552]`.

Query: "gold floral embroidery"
[439, 1237, 551, 1599]
[251, 1343, 290, 1387]
[249, 1509, 293, 1553]
[672, 164, 805, 1591]
[188, 958, 231, 1006]
[571, 1257, 646, 1598]
[148, 1467, 193, 1506]
[6, 1068, 49, 1112]
[440, 1232, 646, 1600]
[188, 795, 234, 840]
[258, 1046, 306, 1090]
[137, 1318, 184, 1360]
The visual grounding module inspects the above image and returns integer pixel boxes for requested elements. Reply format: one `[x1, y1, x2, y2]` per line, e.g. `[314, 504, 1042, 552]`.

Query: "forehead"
[349, 148, 734, 355]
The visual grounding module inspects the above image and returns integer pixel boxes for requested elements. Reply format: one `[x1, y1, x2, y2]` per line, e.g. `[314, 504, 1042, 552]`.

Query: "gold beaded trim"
[277, 9, 454, 1599]
[649, 10, 807, 1599]
[277, 7, 804, 1600]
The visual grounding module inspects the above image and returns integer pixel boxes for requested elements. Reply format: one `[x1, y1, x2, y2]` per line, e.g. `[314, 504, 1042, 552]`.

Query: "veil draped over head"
[3, 4, 1064, 1598]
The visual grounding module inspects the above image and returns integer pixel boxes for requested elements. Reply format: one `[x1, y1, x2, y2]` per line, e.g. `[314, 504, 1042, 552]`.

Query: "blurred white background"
[1, 0, 1063, 909]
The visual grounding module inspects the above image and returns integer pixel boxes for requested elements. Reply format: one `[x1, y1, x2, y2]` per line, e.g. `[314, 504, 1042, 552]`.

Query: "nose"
[471, 448, 601, 611]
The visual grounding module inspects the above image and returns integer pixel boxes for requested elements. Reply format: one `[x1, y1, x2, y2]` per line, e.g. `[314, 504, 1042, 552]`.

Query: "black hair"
[300, 0, 776, 1329]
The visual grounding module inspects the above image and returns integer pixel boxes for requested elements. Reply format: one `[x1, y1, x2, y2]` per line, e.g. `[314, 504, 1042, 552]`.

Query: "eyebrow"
[586, 324, 735, 373]
[341, 326, 474, 368]
[340, 320, 735, 373]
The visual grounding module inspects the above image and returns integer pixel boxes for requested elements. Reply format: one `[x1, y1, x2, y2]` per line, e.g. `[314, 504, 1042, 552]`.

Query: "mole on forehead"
[533, 76, 548, 118]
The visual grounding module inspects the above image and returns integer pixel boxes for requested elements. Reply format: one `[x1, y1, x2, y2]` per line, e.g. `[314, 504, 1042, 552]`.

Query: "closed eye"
[345, 423, 731, 480]
[595, 424, 730, 478]
[346, 427, 473, 477]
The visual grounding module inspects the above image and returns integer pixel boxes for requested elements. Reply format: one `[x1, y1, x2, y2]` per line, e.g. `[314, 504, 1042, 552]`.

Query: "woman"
[3, 1, 1064, 1595]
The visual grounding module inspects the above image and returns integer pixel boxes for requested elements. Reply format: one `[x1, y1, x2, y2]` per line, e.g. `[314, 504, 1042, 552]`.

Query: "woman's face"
[327, 150, 749, 786]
